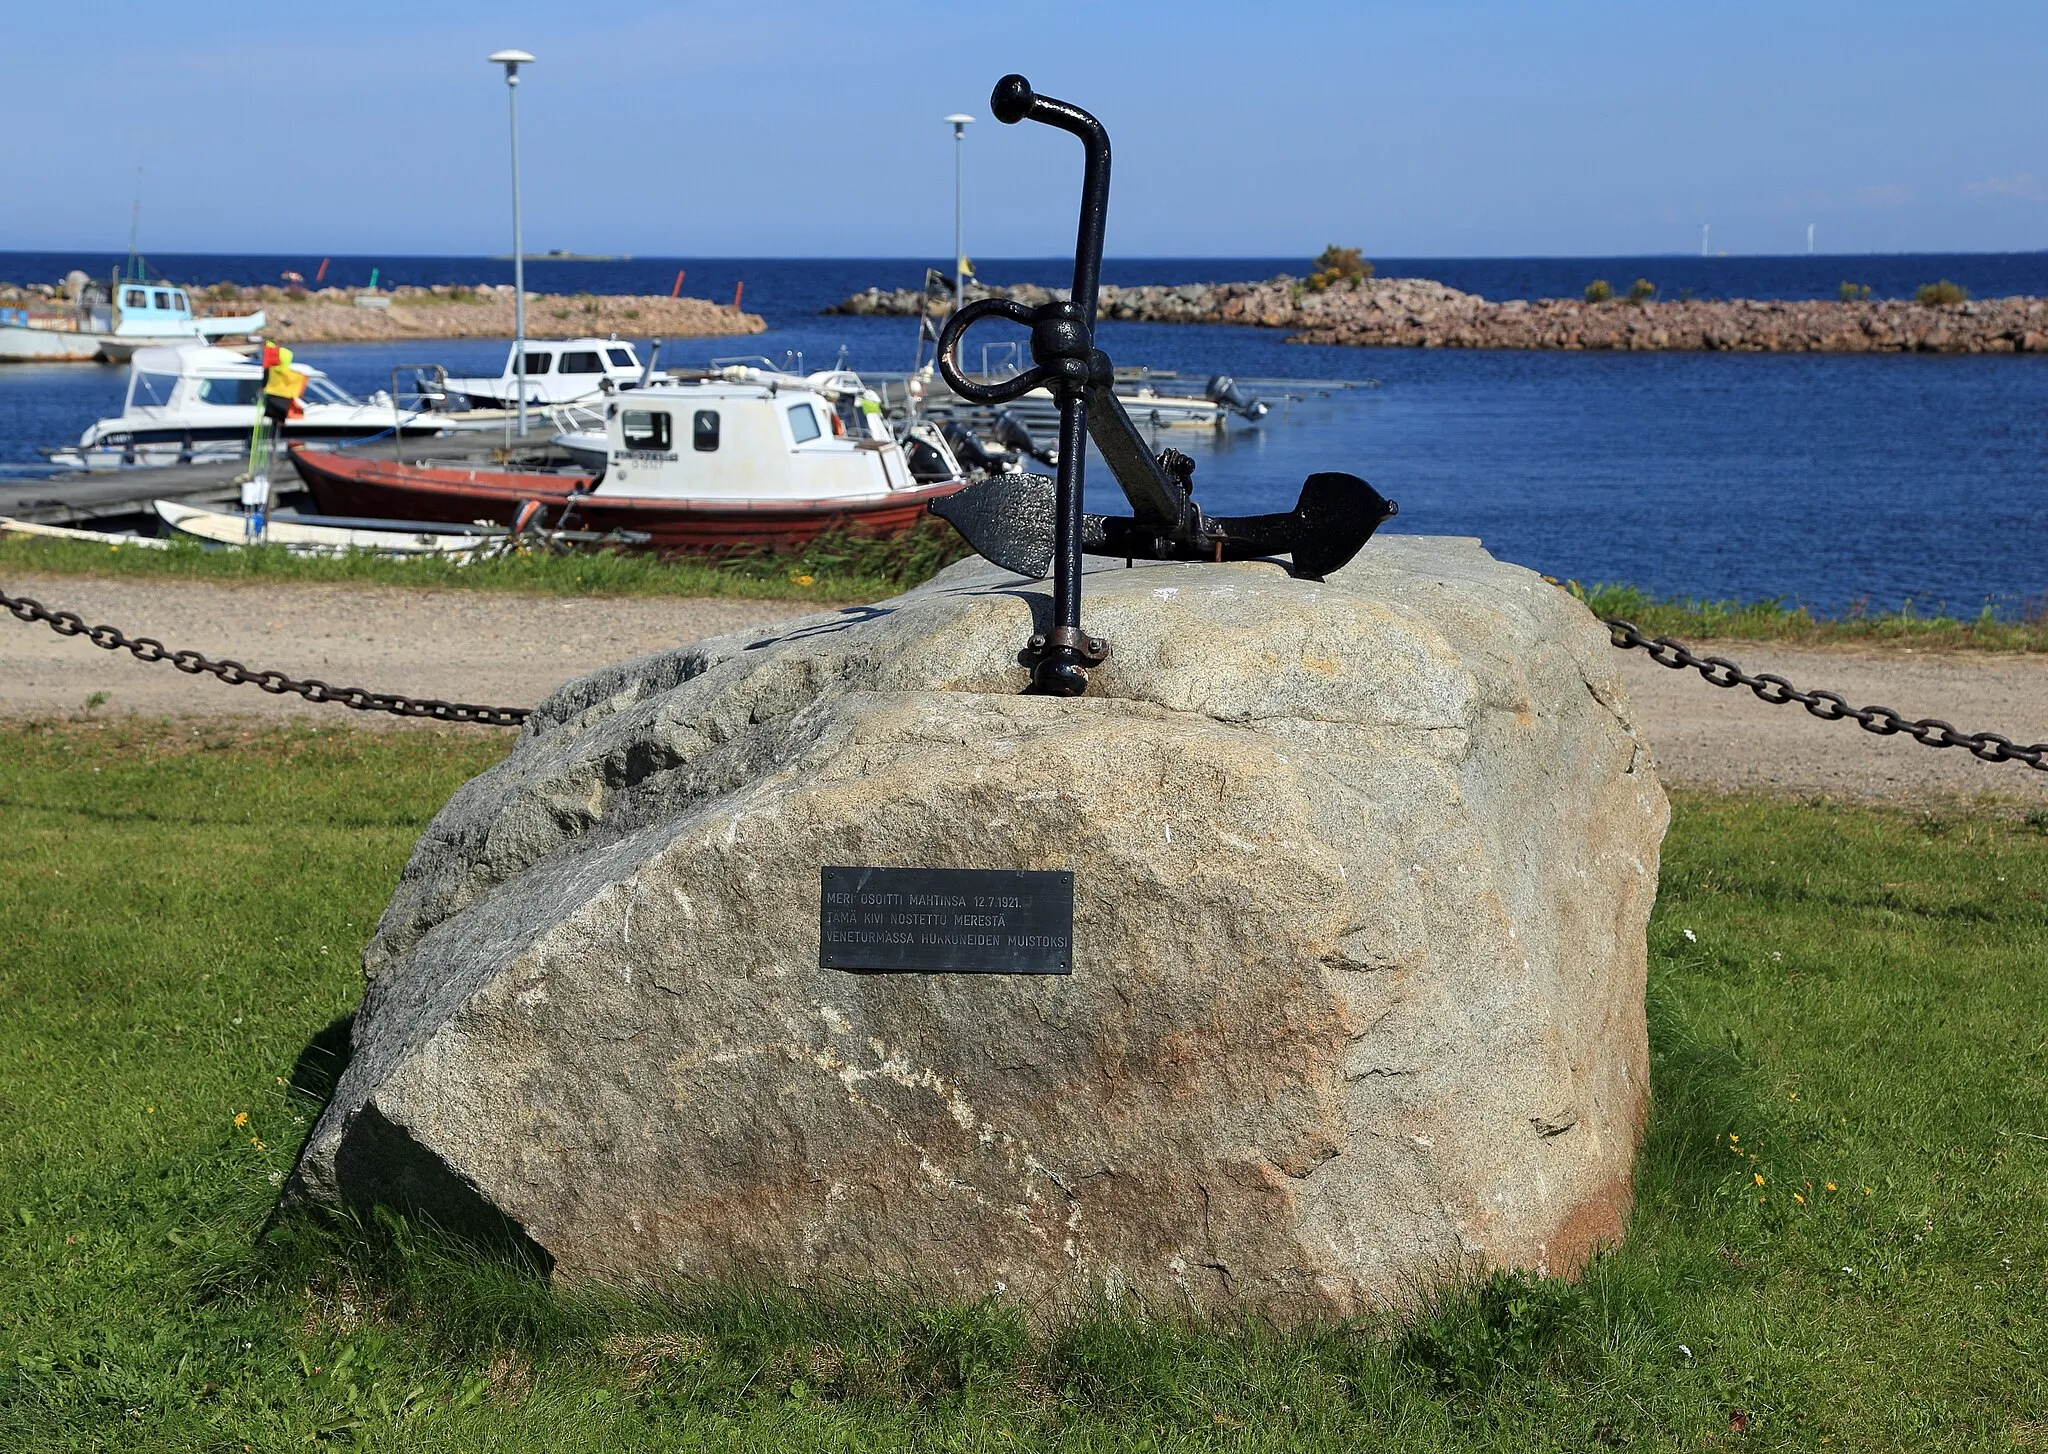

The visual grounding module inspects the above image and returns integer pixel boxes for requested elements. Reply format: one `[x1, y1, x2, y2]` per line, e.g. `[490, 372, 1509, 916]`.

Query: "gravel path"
[6, 574, 2045, 807]
[0, 574, 814, 729]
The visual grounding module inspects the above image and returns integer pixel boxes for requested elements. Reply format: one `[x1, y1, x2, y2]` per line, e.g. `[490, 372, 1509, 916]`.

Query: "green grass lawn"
[1, 722, 2044, 1451]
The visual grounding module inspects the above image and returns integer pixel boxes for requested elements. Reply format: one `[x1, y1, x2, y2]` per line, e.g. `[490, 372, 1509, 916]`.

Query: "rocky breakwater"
[286, 537, 1668, 1320]
[0, 278, 767, 344]
[829, 277, 2048, 353]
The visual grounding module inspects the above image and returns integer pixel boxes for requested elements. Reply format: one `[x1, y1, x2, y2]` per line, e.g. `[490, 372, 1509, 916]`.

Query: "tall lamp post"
[489, 48, 536, 437]
[944, 112, 974, 320]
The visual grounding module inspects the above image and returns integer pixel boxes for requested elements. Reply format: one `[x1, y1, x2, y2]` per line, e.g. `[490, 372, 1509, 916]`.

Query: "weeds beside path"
[0, 519, 971, 606]
[1, 722, 2043, 1449]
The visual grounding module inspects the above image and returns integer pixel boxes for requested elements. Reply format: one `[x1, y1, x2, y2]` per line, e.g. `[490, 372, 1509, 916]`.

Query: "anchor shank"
[1052, 388, 1089, 632]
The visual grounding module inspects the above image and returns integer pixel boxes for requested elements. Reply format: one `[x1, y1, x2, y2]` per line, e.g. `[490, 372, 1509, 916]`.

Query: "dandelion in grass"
[1754, 1173, 1765, 1186]
[233, 1112, 248, 1128]
[1826, 1182, 1838, 1192]
[1794, 1193, 1806, 1204]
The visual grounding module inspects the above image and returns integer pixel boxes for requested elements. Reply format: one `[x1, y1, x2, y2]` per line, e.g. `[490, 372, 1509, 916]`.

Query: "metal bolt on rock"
[930, 74, 1397, 695]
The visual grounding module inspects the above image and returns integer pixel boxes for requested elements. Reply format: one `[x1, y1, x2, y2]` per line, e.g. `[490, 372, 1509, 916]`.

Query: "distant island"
[490, 251, 632, 262]
[829, 276, 2048, 354]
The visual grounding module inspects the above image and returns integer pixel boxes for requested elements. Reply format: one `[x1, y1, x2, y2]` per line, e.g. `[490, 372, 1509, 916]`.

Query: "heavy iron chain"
[4, 583, 2044, 762]
[1603, 617, 2047, 771]
[0, 586, 530, 728]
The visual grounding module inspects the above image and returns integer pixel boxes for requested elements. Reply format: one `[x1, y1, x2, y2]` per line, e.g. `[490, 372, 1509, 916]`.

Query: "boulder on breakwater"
[285, 538, 1667, 1321]
[828, 276, 2048, 354]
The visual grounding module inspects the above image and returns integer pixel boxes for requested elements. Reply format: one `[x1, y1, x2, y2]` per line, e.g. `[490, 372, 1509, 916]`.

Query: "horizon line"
[2, 247, 2045, 264]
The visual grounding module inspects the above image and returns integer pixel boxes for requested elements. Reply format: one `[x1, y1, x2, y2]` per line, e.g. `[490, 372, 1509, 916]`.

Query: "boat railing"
[389, 363, 452, 413]
[545, 401, 607, 434]
[709, 350, 807, 377]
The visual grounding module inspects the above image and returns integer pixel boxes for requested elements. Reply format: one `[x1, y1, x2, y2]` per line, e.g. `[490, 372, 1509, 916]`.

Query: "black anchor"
[930, 74, 1397, 697]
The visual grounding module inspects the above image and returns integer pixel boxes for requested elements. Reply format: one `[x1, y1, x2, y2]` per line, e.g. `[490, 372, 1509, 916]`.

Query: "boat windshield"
[303, 377, 359, 406]
[129, 372, 179, 409]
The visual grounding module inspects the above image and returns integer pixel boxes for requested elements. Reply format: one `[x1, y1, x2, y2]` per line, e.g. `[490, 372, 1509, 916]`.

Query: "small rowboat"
[0, 516, 169, 548]
[153, 499, 496, 557]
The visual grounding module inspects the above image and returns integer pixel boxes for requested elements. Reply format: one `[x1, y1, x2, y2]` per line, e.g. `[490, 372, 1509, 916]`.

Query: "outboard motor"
[1205, 374, 1270, 421]
[942, 420, 1006, 476]
[993, 408, 1055, 466]
[902, 430, 956, 483]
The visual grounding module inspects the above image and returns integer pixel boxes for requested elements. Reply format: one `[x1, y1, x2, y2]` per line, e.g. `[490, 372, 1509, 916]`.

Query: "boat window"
[606, 348, 636, 369]
[560, 351, 604, 374]
[196, 377, 263, 407]
[693, 410, 720, 451]
[787, 403, 822, 444]
[521, 353, 553, 374]
[622, 410, 671, 451]
[305, 377, 356, 405]
[123, 288, 149, 309]
[171, 290, 189, 313]
[130, 372, 178, 407]
[153, 290, 173, 310]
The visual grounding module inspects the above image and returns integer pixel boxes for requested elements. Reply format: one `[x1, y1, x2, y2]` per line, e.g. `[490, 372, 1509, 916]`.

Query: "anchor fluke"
[929, 474, 1057, 580]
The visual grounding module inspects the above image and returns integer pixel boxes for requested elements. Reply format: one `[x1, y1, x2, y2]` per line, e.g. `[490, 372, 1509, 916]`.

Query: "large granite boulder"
[287, 537, 1668, 1320]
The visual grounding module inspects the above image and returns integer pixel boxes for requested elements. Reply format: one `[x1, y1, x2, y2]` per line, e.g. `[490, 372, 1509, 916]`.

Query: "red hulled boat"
[286, 364, 964, 555]
[289, 446, 958, 555]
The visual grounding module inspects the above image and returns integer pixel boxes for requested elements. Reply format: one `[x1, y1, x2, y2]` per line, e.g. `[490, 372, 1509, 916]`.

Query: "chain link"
[2, 586, 530, 728]
[1604, 617, 2047, 771]
[5, 584, 2042, 759]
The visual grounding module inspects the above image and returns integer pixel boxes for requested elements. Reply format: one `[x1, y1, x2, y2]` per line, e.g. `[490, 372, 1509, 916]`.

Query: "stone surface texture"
[287, 536, 1669, 1320]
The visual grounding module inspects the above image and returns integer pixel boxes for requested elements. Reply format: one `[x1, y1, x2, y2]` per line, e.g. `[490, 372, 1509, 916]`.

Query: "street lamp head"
[489, 49, 535, 83]
[945, 113, 975, 136]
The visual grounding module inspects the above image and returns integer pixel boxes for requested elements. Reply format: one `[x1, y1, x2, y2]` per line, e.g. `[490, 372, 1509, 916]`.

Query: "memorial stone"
[286, 539, 1669, 1320]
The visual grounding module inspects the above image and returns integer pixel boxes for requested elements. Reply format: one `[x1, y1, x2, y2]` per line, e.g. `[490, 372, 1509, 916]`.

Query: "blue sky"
[6, 1, 2044, 258]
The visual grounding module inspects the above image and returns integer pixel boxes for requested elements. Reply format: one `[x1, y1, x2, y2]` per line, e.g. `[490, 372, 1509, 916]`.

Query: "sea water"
[3, 253, 2043, 617]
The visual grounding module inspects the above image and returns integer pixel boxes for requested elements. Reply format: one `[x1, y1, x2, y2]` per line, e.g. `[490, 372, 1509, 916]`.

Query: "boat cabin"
[112, 284, 198, 337]
[118, 345, 359, 415]
[446, 336, 645, 407]
[592, 376, 915, 501]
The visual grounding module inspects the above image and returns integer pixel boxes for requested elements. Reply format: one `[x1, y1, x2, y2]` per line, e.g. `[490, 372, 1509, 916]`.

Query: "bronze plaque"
[819, 867, 1073, 974]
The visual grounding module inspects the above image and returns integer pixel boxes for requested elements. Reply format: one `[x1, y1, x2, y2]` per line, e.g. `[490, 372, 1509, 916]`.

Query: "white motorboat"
[296, 362, 968, 554]
[545, 362, 964, 483]
[43, 345, 485, 470]
[446, 336, 649, 408]
[0, 277, 263, 363]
